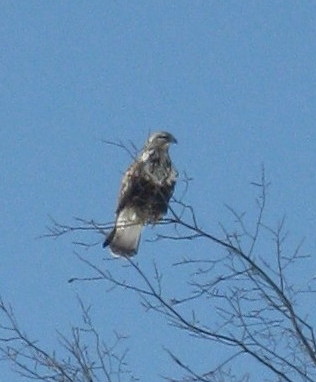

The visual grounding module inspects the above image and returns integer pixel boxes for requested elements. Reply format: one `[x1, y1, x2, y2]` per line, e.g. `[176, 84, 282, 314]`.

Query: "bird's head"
[146, 131, 177, 150]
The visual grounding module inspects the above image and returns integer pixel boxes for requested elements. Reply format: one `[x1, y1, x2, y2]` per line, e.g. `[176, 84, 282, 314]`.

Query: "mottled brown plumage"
[103, 132, 177, 256]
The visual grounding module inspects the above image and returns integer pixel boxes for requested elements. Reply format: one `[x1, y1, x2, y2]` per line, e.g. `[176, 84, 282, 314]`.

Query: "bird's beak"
[169, 134, 177, 144]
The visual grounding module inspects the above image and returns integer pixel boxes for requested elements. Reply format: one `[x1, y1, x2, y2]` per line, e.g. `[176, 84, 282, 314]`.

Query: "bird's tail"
[103, 208, 143, 257]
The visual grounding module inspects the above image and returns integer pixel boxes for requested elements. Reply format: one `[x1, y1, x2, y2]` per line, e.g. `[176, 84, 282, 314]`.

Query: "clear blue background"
[1, 1, 315, 380]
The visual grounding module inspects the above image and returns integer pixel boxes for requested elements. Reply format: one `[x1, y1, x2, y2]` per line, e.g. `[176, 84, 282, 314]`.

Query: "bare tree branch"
[4, 134, 316, 382]
[0, 297, 138, 382]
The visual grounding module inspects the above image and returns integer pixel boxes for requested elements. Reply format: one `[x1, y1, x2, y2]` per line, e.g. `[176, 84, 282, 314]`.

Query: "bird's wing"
[116, 160, 143, 214]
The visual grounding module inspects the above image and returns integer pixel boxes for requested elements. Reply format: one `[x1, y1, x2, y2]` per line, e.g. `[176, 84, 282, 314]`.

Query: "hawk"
[103, 131, 177, 256]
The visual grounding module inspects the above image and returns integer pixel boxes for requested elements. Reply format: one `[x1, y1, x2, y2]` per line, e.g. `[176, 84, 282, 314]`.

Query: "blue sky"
[1, 1, 316, 381]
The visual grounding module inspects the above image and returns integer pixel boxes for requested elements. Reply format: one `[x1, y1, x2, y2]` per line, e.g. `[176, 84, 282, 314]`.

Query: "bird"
[103, 131, 177, 257]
